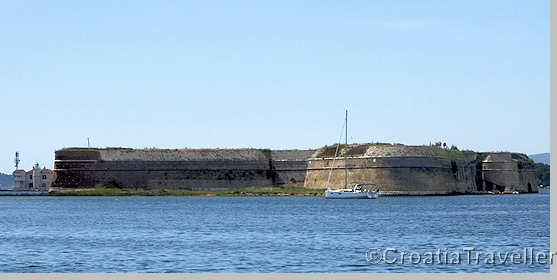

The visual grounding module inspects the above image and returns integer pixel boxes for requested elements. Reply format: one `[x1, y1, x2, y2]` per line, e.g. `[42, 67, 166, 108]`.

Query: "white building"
[13, 163, 54, 191]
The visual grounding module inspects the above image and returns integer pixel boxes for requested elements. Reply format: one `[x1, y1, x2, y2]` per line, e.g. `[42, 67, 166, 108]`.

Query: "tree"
[534, 163, 550, 186]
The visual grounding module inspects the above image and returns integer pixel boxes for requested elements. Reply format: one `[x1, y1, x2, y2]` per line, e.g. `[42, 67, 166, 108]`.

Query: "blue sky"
[0, 0, 549, 173]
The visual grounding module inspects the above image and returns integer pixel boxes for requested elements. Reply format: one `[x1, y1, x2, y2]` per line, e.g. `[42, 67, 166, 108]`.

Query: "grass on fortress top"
[48, 185, 325, 196]
[315, 143, 470, 161]
[431, 147, 469, 161]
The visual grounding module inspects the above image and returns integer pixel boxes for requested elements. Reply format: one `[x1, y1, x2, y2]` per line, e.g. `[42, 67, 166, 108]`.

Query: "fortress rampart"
[303, 156, 477, 195]
[51, 148, 314, 190]
[50, 145, 538, 194]
[479, 152, 538, 193]
[303, 144, 478, 195]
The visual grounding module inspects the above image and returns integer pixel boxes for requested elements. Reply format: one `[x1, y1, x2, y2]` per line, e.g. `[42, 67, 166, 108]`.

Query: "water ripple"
[0, 191, 549, 273]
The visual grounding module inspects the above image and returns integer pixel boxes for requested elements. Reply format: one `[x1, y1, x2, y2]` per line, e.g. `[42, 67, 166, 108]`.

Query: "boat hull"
[325, 189, 378, 199]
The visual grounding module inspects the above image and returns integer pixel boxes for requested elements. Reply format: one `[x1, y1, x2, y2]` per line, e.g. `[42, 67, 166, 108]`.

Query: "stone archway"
[528, 183, 532, 193]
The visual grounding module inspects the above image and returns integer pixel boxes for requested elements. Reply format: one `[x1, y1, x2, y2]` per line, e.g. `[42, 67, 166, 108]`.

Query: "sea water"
[0, 190, 549, 272]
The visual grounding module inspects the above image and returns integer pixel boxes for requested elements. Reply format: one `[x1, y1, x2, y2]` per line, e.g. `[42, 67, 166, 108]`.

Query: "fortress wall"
[98, 149, 271, 161]
[271, 150, 315, 161]
[518, 170, 538, 193]
[480, 152, 537, 193]
[94, 160, 270, 171]
[481, 160, 518, 189]
[88, 169, 273, 190]
[304, 156, 477, 194]
[272, 160, 309, 185]
[363, 145, 441, 157]
[55, 150, 101, 161]
[51, 149, 312, 190]
[51, 150, 99, 189]
[269, 150, 314, 185]
[481, 169, 518, 191]
[307, 156, 455, 169]
[90, 159, 273, 189]
[484, 153, 512, 162]
[50, 170, 96, 189]
[51, 146, 537, 194]
[481, 161, 517, 172]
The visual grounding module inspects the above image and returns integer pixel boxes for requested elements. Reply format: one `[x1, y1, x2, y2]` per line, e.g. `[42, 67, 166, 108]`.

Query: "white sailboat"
[324, 110, 379, 199]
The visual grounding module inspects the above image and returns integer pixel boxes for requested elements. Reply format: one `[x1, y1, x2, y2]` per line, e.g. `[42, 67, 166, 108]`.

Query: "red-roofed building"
[13, 163, 54, 191]
[41, 168, 54, 174]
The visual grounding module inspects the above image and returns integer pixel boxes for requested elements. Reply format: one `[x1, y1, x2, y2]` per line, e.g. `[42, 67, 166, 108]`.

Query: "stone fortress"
[50, 144, 538, 195]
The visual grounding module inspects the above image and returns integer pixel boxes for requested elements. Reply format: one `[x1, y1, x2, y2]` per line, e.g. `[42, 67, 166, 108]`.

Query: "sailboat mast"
[345, 109, 348, 188]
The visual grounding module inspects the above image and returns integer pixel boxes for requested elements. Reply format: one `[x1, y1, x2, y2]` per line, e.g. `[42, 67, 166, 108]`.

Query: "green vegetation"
[431, 146, 468, 161]
[475, 153, 486, 164]
[369, 142, 394, 146]
[511, 153, 535, 163]
[511, 153, 535, 170]
[534, 163, 550, 186]
[48, 185, 325, 196]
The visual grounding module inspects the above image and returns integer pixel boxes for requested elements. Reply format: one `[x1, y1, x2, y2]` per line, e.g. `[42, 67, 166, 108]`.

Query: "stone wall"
[305, 144, 478, 195]
[51, 146, 539, 195]
[98, 148, 271, 161]
[270, 150, 314, 185]
[304, 145, 539, 195]
[51, 148, 315, 190]
[304, 156, 477, 195]
[481, 152, 538, 193]
[271, 160, 309, 185]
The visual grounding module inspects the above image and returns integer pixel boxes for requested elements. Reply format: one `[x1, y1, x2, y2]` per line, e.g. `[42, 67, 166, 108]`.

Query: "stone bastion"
[303, 144, 537, 195]
[480, 152, 538, 193]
